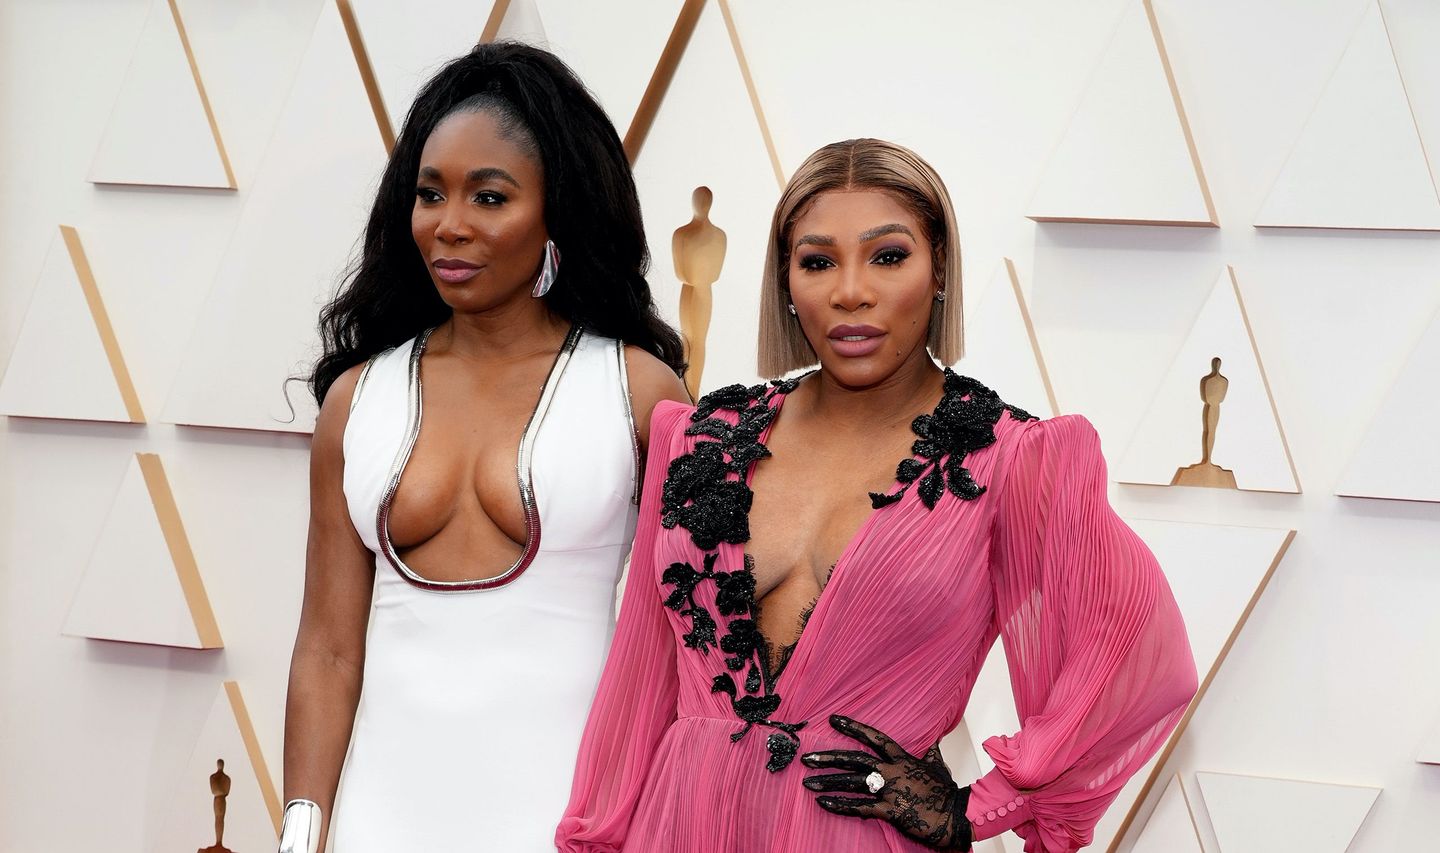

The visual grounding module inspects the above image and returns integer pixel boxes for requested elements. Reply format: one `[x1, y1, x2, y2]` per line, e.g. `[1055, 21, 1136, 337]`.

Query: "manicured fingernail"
[830, 714, 851, 726]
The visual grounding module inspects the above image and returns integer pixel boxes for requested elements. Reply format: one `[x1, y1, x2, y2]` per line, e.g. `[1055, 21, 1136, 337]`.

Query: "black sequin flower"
[870, 371, 1034, 510]
[660, 372, 1029, 774]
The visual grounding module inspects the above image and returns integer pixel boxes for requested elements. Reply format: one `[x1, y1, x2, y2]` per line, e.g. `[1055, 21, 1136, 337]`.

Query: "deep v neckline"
[658, 369, 1033, 772]
[740, 381, 905, 689]
[376, 324, 583, 593]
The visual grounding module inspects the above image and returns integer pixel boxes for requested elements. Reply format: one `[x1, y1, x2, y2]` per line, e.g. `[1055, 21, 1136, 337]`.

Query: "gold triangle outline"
[624, 0, 706, 162]
[625, 0, 784, 192]
[1116, 265, 1302, 494]
[1029, 0, 1217, 227]
[167, 0, 237, 189]
[90, 0, 237, 190]
[223, 681, 283, 836]
[138, 452, 224, 648]
[63, 224, 147, 424]
[1228, 265, 1302, 492]
[1256, 0, 1440, 231]
[1003, 258, 1061, 418]
[336, 0, 397, 154]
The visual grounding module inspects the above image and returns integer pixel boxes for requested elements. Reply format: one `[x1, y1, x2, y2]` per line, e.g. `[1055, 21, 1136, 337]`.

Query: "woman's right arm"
[282, 366, 374, 852]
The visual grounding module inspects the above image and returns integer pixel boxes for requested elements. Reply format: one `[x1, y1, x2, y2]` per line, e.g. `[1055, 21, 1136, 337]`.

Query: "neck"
[806, 348, 944, 429]
[435, 296, 570, 362]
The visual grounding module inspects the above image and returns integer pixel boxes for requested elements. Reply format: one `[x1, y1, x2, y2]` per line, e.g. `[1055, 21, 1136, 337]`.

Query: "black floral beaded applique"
[658, 372, 1031, 773]
[659, 377, 806, 772]
[869, 370, 1035, 510]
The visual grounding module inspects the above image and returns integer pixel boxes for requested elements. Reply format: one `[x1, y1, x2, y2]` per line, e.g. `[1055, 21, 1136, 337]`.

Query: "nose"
[830, 264, 874, 313]
[435, 200, 473, 245]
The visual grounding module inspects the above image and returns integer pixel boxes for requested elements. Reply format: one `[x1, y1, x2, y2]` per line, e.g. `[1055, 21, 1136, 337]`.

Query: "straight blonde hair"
[757, 138, 964, 378]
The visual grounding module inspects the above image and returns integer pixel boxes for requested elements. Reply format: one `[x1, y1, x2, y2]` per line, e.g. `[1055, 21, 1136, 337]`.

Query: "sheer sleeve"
[966, 415, 1199, 853]
[556, 401, 688, 852]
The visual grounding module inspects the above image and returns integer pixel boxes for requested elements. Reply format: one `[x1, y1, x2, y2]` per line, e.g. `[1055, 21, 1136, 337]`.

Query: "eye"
[872, 247, 910, 266]
[474, 191, 507, 206]
[416, 187, 443, 204]
[797, 254, 834, 272]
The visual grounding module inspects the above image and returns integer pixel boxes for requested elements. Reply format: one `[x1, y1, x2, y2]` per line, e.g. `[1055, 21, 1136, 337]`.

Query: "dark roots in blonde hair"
[757, 138, 964, 377]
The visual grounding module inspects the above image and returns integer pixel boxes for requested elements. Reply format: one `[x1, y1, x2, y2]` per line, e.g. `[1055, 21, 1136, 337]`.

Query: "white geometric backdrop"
[2, 1, 1439, 851]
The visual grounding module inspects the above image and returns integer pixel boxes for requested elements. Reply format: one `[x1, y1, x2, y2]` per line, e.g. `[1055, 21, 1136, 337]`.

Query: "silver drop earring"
[532, 240, 561, 298]
[787, 303, 798, 316]
[934, 289, 946, 303]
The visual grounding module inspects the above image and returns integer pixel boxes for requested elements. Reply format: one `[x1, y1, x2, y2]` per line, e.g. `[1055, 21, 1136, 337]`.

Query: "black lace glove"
[801, 715, 972, 851]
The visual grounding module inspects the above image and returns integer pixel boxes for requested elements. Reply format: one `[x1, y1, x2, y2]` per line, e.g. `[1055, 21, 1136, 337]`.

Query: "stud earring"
[532, 240, 560, 298]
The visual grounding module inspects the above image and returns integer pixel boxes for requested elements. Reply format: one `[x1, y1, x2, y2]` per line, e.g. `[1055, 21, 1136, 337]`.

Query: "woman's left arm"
[802, 415, 1198, 852]
[964, 415, 1199, 852]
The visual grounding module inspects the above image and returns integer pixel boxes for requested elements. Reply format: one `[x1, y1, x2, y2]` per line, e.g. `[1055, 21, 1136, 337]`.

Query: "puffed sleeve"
[966, 415, 1199, 852]
[555, 401, 688, 852]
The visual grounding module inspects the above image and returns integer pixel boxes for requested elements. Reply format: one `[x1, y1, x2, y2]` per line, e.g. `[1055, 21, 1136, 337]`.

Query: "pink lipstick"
[433, 257, 483, 284]
[827, 324, 886, 358]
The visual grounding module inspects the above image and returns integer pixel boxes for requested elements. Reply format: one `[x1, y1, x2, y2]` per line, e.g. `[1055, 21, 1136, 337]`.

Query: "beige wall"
[3, 0, 1439, 850]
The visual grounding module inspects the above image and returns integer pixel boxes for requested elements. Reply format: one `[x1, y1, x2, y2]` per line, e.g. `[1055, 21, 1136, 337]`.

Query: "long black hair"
[310, 41, 685, 404]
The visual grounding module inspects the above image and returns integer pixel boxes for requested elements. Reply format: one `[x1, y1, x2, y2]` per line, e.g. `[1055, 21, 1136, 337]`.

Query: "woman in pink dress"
[557, 139, 1198, 852]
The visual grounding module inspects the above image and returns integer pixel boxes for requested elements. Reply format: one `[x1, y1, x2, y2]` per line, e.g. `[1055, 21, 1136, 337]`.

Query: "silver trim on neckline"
[615, 340, 641, 505]
[375, 325, 584, 593]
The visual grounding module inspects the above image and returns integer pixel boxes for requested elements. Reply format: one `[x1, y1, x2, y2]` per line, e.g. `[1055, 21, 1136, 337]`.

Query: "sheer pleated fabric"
[557, 398, 1197, 853]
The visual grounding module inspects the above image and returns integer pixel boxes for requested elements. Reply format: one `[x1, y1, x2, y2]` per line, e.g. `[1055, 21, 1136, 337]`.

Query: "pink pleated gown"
[558, 374, 1198, 853]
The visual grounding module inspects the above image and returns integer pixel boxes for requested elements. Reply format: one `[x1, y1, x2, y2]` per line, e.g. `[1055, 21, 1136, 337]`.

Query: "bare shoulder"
[623, 345, 691, 451]
[311, 363, 367, 463]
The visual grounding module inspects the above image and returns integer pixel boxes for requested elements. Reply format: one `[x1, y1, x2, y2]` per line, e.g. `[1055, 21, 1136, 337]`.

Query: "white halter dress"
[330, 327, 638, 851]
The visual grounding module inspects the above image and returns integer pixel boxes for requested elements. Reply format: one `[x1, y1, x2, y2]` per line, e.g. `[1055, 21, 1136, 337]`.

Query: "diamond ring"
[865, 771, 886, 794]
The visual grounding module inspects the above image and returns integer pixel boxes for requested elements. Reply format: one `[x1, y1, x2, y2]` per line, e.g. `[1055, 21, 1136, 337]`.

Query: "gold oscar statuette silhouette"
[674, 186, 727, 399]
[1171, 356, 1238, 489]
[199, 758, 234, 853]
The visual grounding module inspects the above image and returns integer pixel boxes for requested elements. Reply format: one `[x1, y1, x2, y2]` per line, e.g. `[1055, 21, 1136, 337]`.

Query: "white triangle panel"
[1417, 712, 1440, 764]
[1382, 0, 1440, 193]
[1337, 306, 1440, 501]
[963, 519, 1292, 853]
[1116, 268, 1298, 493]
[172, 0, 328, 187]
[955, 259, 1059, 418]
[162, 2, 387, 433]
[1027, 0, 1214, 226]
[1256, 2, 1440, 230]
[1197, 771, 1379, 853]
[345, 0, 506, 132]
[89, 0, 232, 189]
[62, 454, 220, 649]
[1130, 774, 1201, 853]
[0, 228, 139, 423]
[158, 683, 281, 851]
[632, 0, 780, 393]
[534, 0, 683, 134]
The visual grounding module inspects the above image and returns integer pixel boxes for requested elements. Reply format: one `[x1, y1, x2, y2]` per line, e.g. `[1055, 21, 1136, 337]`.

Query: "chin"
[817, 356, 896, 390]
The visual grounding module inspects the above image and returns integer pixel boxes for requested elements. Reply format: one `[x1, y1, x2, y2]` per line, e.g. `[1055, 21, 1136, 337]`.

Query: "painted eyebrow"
[416, 166, 520, 188]
[857, 223, 915, 242]
[794, 223, 916, 249]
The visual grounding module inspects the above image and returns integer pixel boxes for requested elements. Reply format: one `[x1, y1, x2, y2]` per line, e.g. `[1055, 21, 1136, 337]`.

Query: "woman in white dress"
[280, 43, 689, 852]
